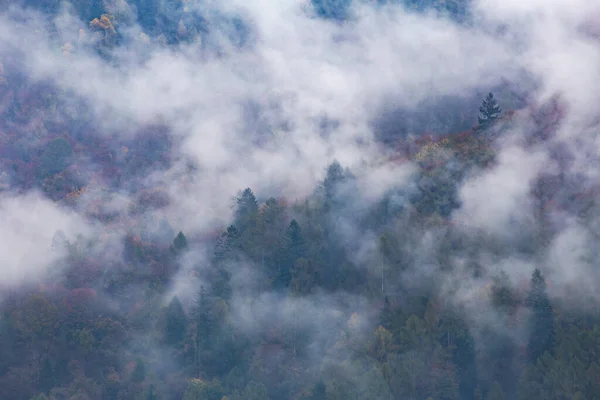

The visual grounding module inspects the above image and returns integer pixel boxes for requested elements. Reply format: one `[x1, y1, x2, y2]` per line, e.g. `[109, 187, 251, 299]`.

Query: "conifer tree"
[132, 358, 146, 383]
[310, 380, 327, 400]
[275, 219, 306, 289]
[170, 231, 189, 254]
[379, 296, 393, 330]
[478, 92, 502, 126]
[194, 285, 214, 344]
[486, 381, 505, 400]
[234, 188, 259, 233]
[526, 269, 555, 363]
[164, 296, 188, 346]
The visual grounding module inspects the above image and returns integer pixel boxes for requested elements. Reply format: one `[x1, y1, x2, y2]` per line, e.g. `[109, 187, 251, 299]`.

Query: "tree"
[164, 296, 188, 346]
[275, 220, 306, 289]
[474, 387, 483, 400]
[490, 271, 519, 316]
[478, 93, 501, 126]
[290, 258, 318, 296]
[240, 381, 270, 400]
[190, 286, 215, 377]
[257, 197, 287, 270]
[379, 296, 393, 330]
[310, 380, 327, 400]
[322, 160, 351, 205]
[526, 269, 555, 363]
[182, 379, 225, 400]
[214, 225, 240, 263]
[170, 231, 189, 254]
[311, 0, 352, 21]
[38, 137, 73, 178]
[378, 234, 391, 295]
[146, 384, 162, 400]
[132, 358, 146, 383]
[194, 286, 214, 341]
[29, 394, 50, 400]
[486, 381, 505, 400]
[234, 188, 259, 233]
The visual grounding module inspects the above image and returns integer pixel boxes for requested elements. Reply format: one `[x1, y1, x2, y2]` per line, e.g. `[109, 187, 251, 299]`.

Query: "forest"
[1, 0, 600, 399]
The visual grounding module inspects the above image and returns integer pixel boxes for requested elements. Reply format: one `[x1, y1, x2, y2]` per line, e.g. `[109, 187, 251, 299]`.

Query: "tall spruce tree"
[478, 92, 502, 126]
[170, 231, 189, 254]
[379, 296, 393, 330]
[234, 188, 259, 233]
[164, 296, 188, 346]
[275, 220, 306, 289]
[486, 381, 505, 400]
[310, 380, 327, 400]
[526, 269, 555, 363]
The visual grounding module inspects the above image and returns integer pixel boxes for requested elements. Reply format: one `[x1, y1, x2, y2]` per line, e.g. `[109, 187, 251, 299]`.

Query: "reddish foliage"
[63, 287, 97, 313]
[134, 188, 170, 212]
[527, 94, 568, 141]
[64, 259, 104, 289]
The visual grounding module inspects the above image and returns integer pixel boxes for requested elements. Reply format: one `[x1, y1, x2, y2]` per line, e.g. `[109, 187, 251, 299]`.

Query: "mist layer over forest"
[1, 0, 600, 399]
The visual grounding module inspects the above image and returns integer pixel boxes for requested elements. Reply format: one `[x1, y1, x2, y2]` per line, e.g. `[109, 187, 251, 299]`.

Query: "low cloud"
[0, 191, 93, 288]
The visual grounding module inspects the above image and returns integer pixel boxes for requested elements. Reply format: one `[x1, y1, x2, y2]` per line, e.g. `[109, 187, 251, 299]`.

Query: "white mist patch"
[546, 222, 597, 301]
[453, 146, 547, 235]
[0, 192, 92, 287]
[356, 161, 417, 205]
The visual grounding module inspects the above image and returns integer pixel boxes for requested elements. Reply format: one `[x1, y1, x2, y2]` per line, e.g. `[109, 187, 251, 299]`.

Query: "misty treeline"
[4, 109, 600, 400]
[1, 0, 600, 400]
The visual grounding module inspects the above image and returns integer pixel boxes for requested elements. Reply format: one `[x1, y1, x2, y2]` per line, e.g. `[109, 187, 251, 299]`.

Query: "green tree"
[474, 387, 483, 400]
[321, 160, 354, 211]
[378, 234, 391, 295]
[234, 188, 259, 233]
[240, 381, 270, 400]
[290, 258, 318, 296]
[490, 271, 519, 316]
[29, 394, 49, 400]
[214, 225, 240, 263]
[182, 379, 225, 400]
[190, 286, 215, 377]
[526, 269, 555, 364]
[379, 296, 393, 330]
[170, 231, 189, 254]
[275, 220, 306, 289]
[478, 92, 502, 126]
[310, 380, 327, 400]
[486, 381, 505, 400]
[132, 358, 146, 383]
[38, 137, 73, 178]
[164, 296, 188, 346]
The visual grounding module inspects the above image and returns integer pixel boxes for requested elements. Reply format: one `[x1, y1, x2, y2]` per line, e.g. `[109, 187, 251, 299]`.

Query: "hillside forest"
[1, 0, 600, 400]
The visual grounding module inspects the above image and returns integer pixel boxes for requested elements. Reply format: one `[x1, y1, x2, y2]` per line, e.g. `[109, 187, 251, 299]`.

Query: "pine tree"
[194, 286, 214, 344]
[170, 231, 189, 254]
[189, 285, 215, 377]
[474, 387, 483, 400]
[132, 358, 146, 383]
[378, 234, 391, 295]
[379, 296, 393, 330]
[322, 160, 353, 208]
[490, 271, 519, 316]
[234, 188, 259, 233]
[214, 225, 240, 264]
[526, 269, 555, 363]
[310, 380, 327, 400]
[285, 220, 306, 261]
[478, 92, 502, 126]
[486, 381, 505, 400]
[164, 296, 188, 346]
[275, 220, 306, 289]
[146, 384, 160, 400]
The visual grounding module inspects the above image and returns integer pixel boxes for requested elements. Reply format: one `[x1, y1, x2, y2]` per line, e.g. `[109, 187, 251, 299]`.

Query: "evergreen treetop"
[478, 92, 502, 126]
